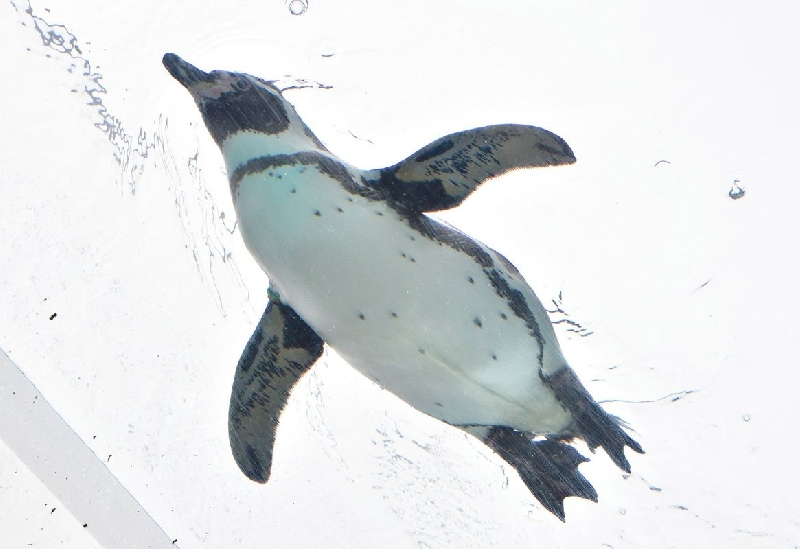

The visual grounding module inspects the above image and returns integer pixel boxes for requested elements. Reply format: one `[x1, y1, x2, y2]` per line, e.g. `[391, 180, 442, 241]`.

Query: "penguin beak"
[163, 53, 245, 102]
[163, 53, 214, 89]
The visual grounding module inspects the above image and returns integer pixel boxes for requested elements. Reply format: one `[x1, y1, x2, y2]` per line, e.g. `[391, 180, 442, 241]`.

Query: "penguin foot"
[485, 427, 597, 521]
[541, 367, 644, 473]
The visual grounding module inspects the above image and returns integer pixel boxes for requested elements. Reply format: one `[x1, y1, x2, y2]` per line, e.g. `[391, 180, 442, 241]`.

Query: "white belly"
[234, 163, 571, 433]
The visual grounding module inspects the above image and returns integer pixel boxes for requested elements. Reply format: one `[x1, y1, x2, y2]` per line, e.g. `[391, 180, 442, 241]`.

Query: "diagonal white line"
[0, 348, 177, 548]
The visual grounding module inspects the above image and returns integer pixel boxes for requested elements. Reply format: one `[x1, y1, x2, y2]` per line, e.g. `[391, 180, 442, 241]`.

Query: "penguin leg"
[228, 289, 324, 483]
[461, 426, 597, 521]
[540, 366, 644, 473]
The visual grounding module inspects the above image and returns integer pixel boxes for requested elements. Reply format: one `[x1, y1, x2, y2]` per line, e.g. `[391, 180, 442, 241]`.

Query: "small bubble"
[729, 179, 746, 200]
[288, 0, 308, 15]
[619, 508, 627, 515]
[742, 414, 751, 422]
[319, 42, 336, 58]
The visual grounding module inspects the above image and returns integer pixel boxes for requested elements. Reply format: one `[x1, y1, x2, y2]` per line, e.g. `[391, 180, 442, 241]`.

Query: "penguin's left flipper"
[366, 124, 576, 213]
[228, 289, 324, 483]
[482, 427, 597, 522]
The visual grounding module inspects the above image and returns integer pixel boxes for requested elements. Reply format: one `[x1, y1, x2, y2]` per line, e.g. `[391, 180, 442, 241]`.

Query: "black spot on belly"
[314, 210, 322, 217]
[390, 312, 398, 318]
[358, 312, 365, 320]
[492, 353, 498, 361]
[337, 207, 344, 213]
[403, 214, 494, 268]
[500, 312, 508, 320]
[291, 188, 297, 194]
[473, 317, 483, 328]
[468, 276, 475, 284]
[418, 348, 426, 355]
[486, 268, 545, 362]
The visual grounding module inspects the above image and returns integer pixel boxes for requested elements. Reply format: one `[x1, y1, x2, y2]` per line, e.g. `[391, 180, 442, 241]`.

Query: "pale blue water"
[2, 1, 799, 547]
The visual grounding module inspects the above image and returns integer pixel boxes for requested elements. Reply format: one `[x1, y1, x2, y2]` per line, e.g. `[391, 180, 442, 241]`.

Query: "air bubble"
[288, 0, 308, 15]
[729, 179, 745, 200]
[742, 414, 751, 422]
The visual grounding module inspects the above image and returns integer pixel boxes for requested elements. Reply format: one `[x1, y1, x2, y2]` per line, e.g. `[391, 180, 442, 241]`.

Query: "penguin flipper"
[482, 427, 597, 521]
[541, 367, 644, 472]
[228, 289, 324, 483]
[366, 124, 575, 213]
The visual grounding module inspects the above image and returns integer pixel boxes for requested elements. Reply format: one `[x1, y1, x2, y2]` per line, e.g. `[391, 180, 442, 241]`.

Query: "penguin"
[162, 53, 643, 521]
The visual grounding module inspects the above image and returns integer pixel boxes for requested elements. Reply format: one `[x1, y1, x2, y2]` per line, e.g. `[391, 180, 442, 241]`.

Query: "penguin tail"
[484, 427, 597, 521]
[541, 367, 644, 473]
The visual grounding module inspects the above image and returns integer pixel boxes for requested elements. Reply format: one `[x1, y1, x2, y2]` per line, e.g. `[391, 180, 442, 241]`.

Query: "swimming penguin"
[163, 53, 643, 521]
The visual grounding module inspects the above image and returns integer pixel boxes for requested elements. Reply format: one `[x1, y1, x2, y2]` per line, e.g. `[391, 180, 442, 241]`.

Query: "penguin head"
[163, 53, 298, 148]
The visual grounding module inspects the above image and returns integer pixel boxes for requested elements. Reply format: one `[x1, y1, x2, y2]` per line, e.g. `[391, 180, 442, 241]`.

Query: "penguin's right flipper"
[228, 289, 324, 483]
[483, 427, 597, 521]
[365, 124, 575, 213]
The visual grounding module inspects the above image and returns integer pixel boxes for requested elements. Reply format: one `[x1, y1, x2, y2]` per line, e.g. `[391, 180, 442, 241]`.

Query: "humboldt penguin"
[163, 53, 642, 520]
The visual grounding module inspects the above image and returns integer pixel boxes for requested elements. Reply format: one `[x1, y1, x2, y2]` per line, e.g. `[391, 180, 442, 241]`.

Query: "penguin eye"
[232, 79, 251, 92]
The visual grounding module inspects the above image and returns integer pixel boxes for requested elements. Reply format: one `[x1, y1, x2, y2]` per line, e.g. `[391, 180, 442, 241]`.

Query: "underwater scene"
[2, 1, 798, 547]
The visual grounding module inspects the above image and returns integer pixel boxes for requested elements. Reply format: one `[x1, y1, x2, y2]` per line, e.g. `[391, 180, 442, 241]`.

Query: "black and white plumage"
[163, 53, 643, 521]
